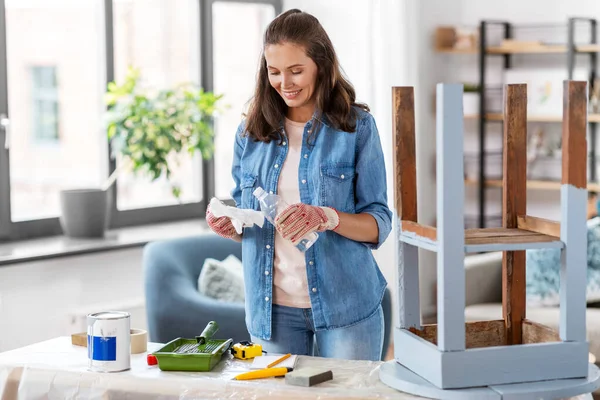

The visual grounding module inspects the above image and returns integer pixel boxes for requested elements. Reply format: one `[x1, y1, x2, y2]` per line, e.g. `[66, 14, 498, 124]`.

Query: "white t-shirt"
[272, 117, 311, 308]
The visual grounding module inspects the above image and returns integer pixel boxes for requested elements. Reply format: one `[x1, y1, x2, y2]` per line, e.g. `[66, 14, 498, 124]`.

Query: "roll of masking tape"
[130, 329, 148, 354]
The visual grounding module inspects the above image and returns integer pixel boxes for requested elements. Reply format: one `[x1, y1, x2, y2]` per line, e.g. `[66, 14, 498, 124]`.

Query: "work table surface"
[0, 336, 422, 399]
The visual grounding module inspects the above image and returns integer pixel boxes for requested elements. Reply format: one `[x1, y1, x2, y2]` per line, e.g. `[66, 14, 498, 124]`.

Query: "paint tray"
[152, 321, 233, 372]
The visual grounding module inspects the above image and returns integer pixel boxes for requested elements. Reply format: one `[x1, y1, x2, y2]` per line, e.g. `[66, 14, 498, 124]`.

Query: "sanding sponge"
[285, 367, 333, 387]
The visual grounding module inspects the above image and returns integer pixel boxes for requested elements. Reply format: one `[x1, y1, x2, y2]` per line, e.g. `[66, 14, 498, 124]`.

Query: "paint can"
[87, 311, 131, 372]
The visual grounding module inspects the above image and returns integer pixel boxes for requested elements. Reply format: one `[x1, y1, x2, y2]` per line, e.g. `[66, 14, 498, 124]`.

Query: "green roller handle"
[196, 321, 219, 345]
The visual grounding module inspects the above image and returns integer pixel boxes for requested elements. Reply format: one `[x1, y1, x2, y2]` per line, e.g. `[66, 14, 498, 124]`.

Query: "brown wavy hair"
[244, 9, 369, 143]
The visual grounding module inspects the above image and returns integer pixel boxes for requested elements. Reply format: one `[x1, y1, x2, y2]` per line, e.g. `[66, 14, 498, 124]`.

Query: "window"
[5, 0, 106, 223]
[0, 0, 282, 241]
[31, 66, 59, 142]
[112, 0, 202, 211]
[212, 1, 276, 200]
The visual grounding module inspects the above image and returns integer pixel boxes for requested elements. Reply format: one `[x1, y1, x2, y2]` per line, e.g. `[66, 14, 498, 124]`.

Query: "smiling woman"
[205, 9, 392, 362]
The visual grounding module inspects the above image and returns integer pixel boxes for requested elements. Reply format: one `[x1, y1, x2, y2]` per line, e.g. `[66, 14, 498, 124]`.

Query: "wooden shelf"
[436, 44, 600, 55]
[464, 113, 600, 123]
[398, 222, 564, 253]
[464, 227, 563, 253]
[465, 179, 600, 192]
[435, 47, 477, 54]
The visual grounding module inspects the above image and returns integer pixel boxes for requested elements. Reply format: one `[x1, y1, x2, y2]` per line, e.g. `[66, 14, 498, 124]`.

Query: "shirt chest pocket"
[240, 172, 258, 210]
[319, 164, 356, 213]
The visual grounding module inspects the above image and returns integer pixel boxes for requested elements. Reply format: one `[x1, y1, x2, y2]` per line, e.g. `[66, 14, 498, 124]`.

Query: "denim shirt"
[230, 107, 392, 340]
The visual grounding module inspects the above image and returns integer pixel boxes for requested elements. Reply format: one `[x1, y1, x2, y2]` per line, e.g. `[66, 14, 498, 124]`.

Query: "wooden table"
[0, 337, 423, 400]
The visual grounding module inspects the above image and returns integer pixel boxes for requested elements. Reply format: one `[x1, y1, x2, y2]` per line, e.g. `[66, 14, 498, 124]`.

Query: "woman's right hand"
[206, 204, 239, 240]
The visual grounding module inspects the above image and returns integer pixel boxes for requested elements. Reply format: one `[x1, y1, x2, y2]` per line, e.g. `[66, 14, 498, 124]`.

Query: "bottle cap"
[253, 187, 266, 198]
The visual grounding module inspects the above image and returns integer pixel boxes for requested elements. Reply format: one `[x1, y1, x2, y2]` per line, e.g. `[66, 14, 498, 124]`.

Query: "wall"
[0, 248, 147, 352]
[434, 0, 600, 223]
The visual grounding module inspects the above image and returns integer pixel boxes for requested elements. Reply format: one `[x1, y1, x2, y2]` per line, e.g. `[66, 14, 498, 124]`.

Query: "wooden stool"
[380, 82, 600, 399]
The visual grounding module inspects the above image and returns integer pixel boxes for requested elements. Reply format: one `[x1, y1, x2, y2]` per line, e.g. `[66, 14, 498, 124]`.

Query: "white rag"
[209, 197, 264, 234]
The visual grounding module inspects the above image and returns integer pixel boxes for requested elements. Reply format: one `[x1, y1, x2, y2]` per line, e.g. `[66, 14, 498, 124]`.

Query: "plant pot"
[463, 92, 479, 115]
[59, 189, 110, 238]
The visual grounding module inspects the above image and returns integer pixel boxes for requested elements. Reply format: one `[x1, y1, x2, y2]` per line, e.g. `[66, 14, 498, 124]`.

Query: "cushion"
[198, 255, 245, 303]
[526, 216, 600, 307]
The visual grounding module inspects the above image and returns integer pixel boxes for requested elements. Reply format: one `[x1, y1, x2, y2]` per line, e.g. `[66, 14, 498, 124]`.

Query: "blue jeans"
[251, 304, 384, 361]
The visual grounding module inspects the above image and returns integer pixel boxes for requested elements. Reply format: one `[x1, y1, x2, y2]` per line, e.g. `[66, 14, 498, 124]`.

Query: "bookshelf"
[436, 18, 600, 228]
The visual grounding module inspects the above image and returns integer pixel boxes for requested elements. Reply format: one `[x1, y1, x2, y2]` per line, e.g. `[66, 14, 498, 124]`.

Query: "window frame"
[0, 0, 9, 239]
[201, 0, 281, 206]
[0, 0, 282, 242]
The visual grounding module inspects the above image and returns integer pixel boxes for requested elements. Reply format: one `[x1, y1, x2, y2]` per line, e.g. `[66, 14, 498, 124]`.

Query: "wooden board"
[502, 83, 528, 346]
[465, 113, 600, 123]
[562, 81, 588, 189]
[464, 228, 560, 244]
[517, 215, 560, 238]
[401, 220, 437, 241]
[409, 320, 506, 349]
[521, 320, 560, 344]
[464, 178, 600, 192]
[398, 227, 565, 253]
[393, 87, 417, 221]
[487, 44, 600, 54]
[409, 320, 561, 349]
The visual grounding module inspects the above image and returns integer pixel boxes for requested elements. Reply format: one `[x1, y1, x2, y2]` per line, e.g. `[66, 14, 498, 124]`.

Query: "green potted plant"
[59, 67, 224, 238]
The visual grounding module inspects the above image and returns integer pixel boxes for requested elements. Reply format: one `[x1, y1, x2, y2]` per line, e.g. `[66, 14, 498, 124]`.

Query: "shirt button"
[309, 261, 314, 265]
[269, 190, 273, 194]
[304, 154, 308, 159]
[340, 174, 345, 179]
[282, 142, 286, 146]
[307, 129, 312, 133]
[312, 288, 317, 293]
[274, 164, 279, 169]
[266, 245, 271, 249]
[302, 179, 307, 184]
[265, 297, 269, 301]
[265, 271, 269, 276]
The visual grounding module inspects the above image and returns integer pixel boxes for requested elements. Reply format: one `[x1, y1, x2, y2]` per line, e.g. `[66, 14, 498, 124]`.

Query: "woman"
[206, 9, 392, 361]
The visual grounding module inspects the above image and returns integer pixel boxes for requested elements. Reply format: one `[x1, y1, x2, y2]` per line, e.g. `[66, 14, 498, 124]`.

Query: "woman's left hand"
[274, 203, 339, 245]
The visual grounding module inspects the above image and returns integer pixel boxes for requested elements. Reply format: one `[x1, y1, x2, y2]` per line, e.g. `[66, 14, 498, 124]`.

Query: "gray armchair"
[144, 232, 392, 360]
[144, 233, 248, 344]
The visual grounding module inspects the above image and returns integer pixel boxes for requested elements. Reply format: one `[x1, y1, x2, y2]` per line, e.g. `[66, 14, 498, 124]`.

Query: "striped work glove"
[274, 203, 339, 246]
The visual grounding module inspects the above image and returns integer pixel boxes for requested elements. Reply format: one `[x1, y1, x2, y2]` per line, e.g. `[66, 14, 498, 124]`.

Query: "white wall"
[459, 0, 600, 23]
[0, 249, 147, 352]
[434, 0, 600, 223]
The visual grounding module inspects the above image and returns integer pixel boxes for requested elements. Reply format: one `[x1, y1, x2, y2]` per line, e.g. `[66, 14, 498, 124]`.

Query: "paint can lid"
[147, 354, 157, 366]
[88, 311, 130, 320]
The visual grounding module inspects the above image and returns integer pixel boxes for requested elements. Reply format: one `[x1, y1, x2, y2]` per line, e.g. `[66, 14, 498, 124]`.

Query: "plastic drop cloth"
[0, 337, 425, 400]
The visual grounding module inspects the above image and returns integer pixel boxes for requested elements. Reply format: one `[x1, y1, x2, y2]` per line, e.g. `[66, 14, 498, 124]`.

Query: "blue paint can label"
[88, 335, 117, 361]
